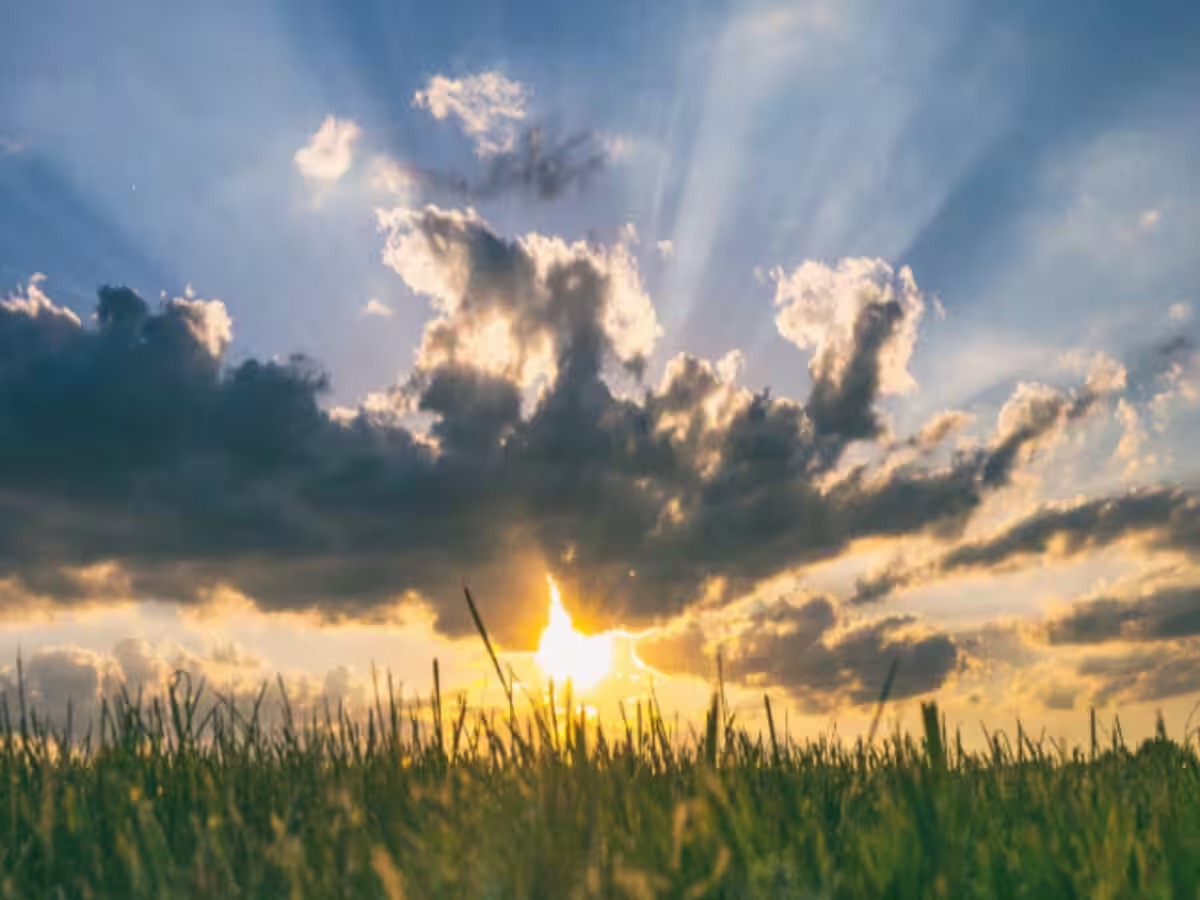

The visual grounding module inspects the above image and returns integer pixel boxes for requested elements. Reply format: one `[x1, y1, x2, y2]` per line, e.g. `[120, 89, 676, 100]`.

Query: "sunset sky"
[2, 0, 1199, 743]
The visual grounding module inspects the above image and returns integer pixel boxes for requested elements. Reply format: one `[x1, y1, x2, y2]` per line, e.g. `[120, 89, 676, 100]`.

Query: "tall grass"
[0, 594, 1198, 898]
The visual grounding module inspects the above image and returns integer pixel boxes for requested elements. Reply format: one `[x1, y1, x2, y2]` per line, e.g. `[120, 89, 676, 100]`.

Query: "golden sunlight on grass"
[534, 575, 616, 691]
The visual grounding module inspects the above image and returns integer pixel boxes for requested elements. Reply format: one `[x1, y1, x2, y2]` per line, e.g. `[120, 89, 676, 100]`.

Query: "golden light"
[534, 575, 615, 691]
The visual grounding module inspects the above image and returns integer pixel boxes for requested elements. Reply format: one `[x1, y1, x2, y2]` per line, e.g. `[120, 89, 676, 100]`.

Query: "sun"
[534, 575, 615, 691]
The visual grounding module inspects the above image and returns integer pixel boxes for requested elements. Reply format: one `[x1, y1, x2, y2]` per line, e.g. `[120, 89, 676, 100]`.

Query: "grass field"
[2, 652, 1198, 900]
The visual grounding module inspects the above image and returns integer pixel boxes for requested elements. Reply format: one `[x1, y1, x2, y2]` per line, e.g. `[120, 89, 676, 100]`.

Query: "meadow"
[2, 591, 1198, 899]
[2, 671, 1197, 898]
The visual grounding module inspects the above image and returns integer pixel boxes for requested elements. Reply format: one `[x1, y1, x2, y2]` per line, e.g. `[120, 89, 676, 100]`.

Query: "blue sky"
[6, 0, 1195, 402]
[1, 0, 1199, 738]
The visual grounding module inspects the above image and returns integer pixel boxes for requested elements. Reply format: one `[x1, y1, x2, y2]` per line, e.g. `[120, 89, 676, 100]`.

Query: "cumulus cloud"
[414, 71, 528, 158]
[378, 204, 660, 388]
[0, 234, 1122, 652]
[1058, 349, 1128, 395]
[294, 115, 361, 182]
[773, 258, 925, 445]
[2, 272, 80, 327]
[908, 410, 973, 452]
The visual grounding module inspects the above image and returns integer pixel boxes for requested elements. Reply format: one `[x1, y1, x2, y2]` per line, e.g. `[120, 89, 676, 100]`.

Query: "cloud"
[0, 233, 1119, 645]
[656, 240, 675, 261]
[405, 72, 607, 201]
[371, 158, 420, 202]
[461, 126, 608, 201]
[413, 71, 528, 158]
[1077, 641, 1200, 706]
[0, 638, 376, 730]
[1045, 581, 1200, 645]
[1137, 208, 1161, 231]
[1113, 399, 1150, 476]
[1168, 302, 1191, 323]
[394, 124, 609, 203]
[773, 258, 925, 446]
[294, 115, 361, 182]
[362, 298, 394, 318]
[638, 595, 959, 713]
[6, 647, 108, 722]
[2, 272, 81, 328]
[1058, 349, 1128, 395]
[907, 410, 973, 452]
[854, 486, 1198, 603]
[378, 204, 660, 388]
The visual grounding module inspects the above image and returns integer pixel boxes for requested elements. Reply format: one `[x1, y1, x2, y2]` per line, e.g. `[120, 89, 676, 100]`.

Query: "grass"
[0, 592, 1197, 898]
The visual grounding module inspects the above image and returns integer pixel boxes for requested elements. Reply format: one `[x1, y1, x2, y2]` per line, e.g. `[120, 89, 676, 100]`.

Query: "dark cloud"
[945, 488, 1198, 568]
[392, 126, 609, 204]
[1046, 583, 1200, 645]
[426, 126, 608, 202]
[806, 295, 907, 445]
[638, 596, 959, 713]
[1076, 640, 1200, 707]
[5, 648, 106, 723]
[773, 258, 926, 461]
[0, 220, 1112, 643]
[853, 487, 1198, 603]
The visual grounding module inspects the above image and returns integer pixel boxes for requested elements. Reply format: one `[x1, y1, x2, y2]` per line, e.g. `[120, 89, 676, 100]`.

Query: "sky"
[2, 0, 1199, 744]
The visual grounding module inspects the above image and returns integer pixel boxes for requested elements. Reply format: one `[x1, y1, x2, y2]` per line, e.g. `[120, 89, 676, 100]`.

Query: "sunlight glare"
[534, 576, 614, 691]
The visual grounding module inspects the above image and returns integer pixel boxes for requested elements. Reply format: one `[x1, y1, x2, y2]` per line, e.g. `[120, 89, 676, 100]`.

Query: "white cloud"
[294, 115, 361, 182]
[377, 205, 660, 388]
[1058, 349, 1127, 396]
[656, 239, 675, 261]
[1138, 208, 1162, 231]
[772, 257, 925, 394]
[362, 298, 394, 318]
[1168, 301, 1191, 322]
[1113, 398, 1151, 478]
[2, 272, 82, 326]
[167, 294, 233, 357]
[715, 349, 745, 384]
[412, 71, 528, 158]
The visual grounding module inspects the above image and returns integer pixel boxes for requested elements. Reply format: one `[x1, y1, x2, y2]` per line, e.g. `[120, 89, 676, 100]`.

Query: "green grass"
[1, 664, 1198, 900]
[3, 587, 1199, 898]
